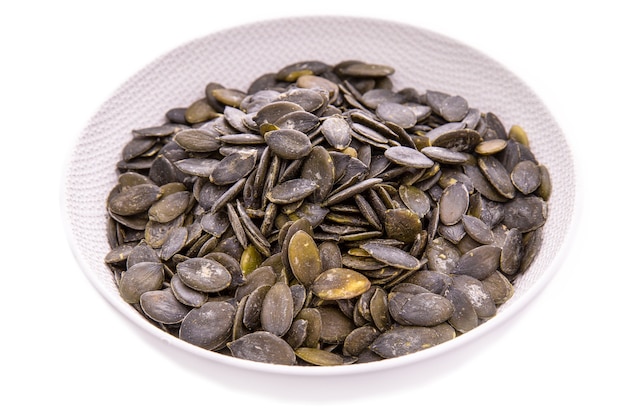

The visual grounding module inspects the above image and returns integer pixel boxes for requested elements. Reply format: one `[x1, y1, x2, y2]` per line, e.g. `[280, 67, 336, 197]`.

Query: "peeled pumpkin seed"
[452, 245, 502, 280]
[260, 282, 294, 337]
[109, 184, 162, 217]
[242, 284, 270, 330]
[439, 182, 470, 226]
[444, 286, 479, 333]
[311, 268, 371, 300]
[384, 146, 434, 169]
[267, 179, 319, 204]
[106, 59, 552, 366]
[482, 271, 515, 305]
[148, 191, 190, 223]
[295, 347, 347, 366]
[119, 261, 164, 304]
[360, 242, 421, 270]
[317, 305, 355, 344]
[343, 325, 380, 357]
[265, 128, 313, 160]
[173, 128, 221, 152]
[227, 331, 297, 365]
[140, 287, 191, 325]
[170, 273, 208, 307]
[179, 301, 236, 351]
[388, 292, 454, 326]
[321, 115, 351, 150]
[370, 326, 440, 359]
[288, 230, 323, 287]
[450, 275, 496, 319]
[176, 257, 231, 292]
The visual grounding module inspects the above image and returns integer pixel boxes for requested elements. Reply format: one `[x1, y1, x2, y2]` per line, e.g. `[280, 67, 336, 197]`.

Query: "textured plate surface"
[61, 16, 576, 375]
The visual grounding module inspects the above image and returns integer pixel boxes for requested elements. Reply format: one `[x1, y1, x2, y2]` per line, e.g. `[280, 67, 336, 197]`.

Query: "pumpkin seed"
[140, 287, 191, 325]
[119, 261, 164, 304]
[179, 301, 235, 350]
[106, 60, 552, 366]
[311, 268, 371, 300]
[176, 257, 231, 293]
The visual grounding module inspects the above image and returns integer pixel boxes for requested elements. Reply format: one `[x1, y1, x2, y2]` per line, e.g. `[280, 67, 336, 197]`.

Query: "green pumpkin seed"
[176, 257, 232, 293]
[106, 60, 553, 366]
[180, 301, 236, 350]
[227, 331, 296, 365]
[119, 261, 164, 304]
[311, 268, 371, 300]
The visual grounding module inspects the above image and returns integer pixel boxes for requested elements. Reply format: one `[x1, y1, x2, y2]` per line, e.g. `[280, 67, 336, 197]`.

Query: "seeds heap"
[105, 60, 551, 366]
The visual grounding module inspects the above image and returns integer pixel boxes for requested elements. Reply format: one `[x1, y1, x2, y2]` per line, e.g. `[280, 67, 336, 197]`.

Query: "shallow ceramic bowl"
[62, 16, 577, 376]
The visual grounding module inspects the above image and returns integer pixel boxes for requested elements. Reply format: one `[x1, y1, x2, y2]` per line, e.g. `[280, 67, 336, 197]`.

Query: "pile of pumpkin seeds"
[104, 60, 551, 366]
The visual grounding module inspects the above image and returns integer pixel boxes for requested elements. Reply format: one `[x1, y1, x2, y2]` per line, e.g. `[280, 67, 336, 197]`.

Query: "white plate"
[61, 15, 577, 376]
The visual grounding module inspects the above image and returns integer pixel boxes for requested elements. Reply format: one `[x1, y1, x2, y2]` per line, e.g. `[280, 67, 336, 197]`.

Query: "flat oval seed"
[383, 208, 423, 244]
[109, 184, 162, 216]
[288, 230, 322, 287]
[340, 62, 395, 77]
[174, 158, 219, 178]
[140, 287, 191, 324]
[384, 146, 434, 169]
[321, 116, 351, 150]
[180, 301, 236, 350]
[482, 271, 515, 305]
[311, 268, 371, 300]
[265, 128, 313, 160]
[451, 275, 496, 319]
[478, 155, 516, 199]
[173, 129, 221, 152]
[343, 325, 380, 357]
[503, 195, 547, 232]
[421, 146, 470, 164]
[440, 95, 469, 122]
[511, 160, 541, 194]
[323, 178, 383, 207]
[475, 138, 508, 155]
[295, 347, 346, 366]
[260, 282, 294, 337]
[267, 179, 319, 204]
[119, 261, 164, 304]
[318, 241, 343, 271]
[391, 292, 454, 326]
[317, 306, 356, 344]
[439, 182, 470, 226]
[227, 331, 296, 365]
[445, 286, 478, 333]
[176, 257, 232, 292]
[148, 191, 190, 223]
[398, 185, 431, 217]
[300, 146, 335, 203]
[210, 151, 257, 185]
[452, 245, 502, 280]
[296, 75, 339, 100]
[500, 228, 523, 275]
[360, 242, 421, 270]
[369, 326, 440, 359]
[376, 102, 417, 128]
[254, 101, 305, 125]
[429, 128, 482, 152]
[170, 274, 208, 307]
[461, 214, 494, 244]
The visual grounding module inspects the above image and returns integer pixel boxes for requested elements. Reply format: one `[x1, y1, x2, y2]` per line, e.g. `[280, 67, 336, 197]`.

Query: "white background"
[1, 1, 623, 415]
